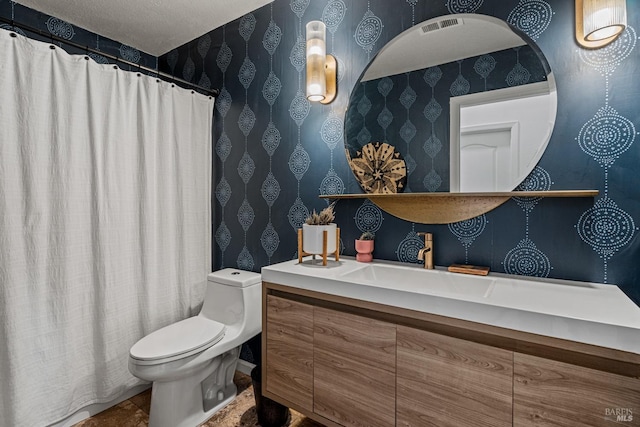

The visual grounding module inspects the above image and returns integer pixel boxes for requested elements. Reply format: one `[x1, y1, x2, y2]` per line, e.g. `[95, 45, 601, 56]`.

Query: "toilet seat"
[130, 316, 226, 365]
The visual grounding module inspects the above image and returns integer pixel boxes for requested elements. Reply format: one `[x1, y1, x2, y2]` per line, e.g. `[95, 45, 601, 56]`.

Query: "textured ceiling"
[14, 0, 273, 56]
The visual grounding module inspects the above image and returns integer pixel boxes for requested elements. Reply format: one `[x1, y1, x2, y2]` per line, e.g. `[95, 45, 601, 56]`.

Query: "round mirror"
[345, 14, 557, 193]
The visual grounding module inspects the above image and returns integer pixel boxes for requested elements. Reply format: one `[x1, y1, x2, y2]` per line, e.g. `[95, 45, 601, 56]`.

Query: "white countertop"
[261, 257, 640, 355]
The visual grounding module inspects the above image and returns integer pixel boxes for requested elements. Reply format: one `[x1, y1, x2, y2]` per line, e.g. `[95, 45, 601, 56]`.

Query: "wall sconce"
[576, 0, 627, 49]
[306, 21, 337, 104]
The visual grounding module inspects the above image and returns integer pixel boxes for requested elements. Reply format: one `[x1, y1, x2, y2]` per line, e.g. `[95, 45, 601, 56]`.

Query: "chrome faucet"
[417, 232, 434, 269]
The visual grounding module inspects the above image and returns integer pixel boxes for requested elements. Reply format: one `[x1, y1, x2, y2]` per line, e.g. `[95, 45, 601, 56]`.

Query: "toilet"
[128, 269, 262, 427]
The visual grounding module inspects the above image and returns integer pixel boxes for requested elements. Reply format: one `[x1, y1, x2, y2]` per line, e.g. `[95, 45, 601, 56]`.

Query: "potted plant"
[302, 203, 338, 256]
[355, 231, 375, 262]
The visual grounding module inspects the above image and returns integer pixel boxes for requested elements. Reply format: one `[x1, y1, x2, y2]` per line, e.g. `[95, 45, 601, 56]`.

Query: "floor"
[73, 372, 323, 427]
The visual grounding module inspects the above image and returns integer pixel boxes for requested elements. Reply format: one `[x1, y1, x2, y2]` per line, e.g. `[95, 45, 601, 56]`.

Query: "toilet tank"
[200, 269, 262, 329]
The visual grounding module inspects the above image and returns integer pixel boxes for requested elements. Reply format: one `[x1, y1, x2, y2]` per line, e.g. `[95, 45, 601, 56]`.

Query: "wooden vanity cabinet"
[263, 283, 640, 427]
[397, 326, 513, 427]
[514, 353, 640, 427]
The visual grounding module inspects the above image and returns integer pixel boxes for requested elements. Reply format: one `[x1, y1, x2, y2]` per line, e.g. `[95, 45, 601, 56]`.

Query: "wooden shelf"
[319, 190, 599, 224]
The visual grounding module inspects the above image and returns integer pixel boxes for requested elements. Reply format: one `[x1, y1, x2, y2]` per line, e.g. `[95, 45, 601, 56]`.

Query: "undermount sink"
[338, 263, 495, 299]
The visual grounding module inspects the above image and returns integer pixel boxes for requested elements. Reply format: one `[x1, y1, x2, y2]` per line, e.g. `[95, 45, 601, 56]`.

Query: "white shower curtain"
[0, 30, 214, 427]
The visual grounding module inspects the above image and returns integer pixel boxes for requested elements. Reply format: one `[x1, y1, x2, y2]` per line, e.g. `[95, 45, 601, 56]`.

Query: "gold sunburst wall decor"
[348, 142, 407, 194]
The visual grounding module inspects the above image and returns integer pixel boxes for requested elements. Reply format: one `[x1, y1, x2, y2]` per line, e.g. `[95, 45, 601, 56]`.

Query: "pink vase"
[355, 239, 374, 262]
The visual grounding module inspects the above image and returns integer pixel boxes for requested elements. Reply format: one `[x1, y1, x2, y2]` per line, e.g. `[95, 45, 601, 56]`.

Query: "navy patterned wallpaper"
[346, 45, 548, 192]
[160, 0, 640, 306]
[0, 0, 156, 70]
[4, 0, 634, 305]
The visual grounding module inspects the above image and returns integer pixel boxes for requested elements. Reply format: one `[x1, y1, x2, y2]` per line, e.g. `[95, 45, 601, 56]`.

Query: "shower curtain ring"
[9, 20, 17, 37]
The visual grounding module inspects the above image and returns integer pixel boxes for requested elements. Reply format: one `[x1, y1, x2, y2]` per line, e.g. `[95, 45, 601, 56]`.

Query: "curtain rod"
[0, 16, 219, 97]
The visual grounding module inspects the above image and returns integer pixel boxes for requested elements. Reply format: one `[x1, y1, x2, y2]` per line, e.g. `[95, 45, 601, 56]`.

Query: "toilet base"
[149, 383, 237, 427]
[147, 347, 241, 427]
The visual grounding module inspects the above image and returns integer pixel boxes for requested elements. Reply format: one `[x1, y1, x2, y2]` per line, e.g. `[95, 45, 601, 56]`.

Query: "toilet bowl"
[128, 269, 261, 427]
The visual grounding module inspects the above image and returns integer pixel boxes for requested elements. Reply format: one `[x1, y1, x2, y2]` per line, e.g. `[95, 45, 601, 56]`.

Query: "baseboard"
[236, 359, 256, 376]
[47, 383, 151, 427]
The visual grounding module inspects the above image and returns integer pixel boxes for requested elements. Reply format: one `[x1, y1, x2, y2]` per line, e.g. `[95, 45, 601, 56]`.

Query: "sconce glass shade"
[306, 21, 336, 104]
[306, 21, 326, 102]
[583, 0, 626, 41]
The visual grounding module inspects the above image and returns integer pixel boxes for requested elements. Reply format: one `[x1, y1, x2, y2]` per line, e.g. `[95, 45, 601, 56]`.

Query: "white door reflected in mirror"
[460, 124, 516, 192]
[450, 81, 556, 192]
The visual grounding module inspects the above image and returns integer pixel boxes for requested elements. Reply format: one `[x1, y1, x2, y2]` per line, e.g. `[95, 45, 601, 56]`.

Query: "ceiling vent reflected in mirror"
[420, 18, 463, 34]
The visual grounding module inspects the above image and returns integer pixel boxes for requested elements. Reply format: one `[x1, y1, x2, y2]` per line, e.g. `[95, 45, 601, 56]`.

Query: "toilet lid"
[130, 316, 226, 362]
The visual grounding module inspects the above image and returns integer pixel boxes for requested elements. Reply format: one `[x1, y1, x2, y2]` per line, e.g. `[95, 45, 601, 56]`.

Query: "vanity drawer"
[514, 353, 640, 426]
[265, 295, 314, 412]
[314, 306, 396, 427]
[397, 326, 513, 427]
